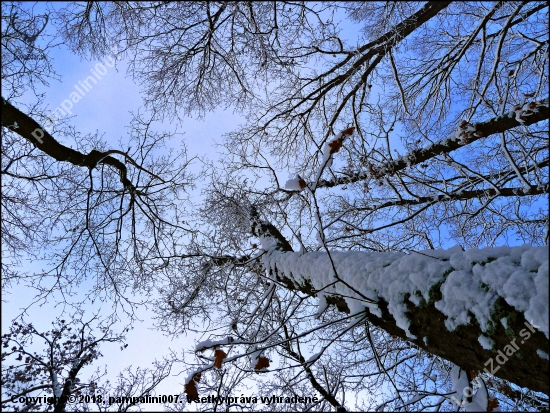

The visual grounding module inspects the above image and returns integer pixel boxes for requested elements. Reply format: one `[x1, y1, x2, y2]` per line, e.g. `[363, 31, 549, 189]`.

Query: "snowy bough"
[173, 108, 549, 409]
[276, 131, 548, 390]
[254, 125, 549, 404]
[261, 241, 549, 394]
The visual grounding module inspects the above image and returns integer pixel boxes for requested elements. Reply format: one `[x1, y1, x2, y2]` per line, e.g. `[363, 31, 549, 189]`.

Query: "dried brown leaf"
[341, 127, 355, 136]
[214, 349, 227, 369]
[328, 138, 343, 154]
[487, 398, 499, 412]
[254, 356, 270, 372]
[185, 380, 198, 399]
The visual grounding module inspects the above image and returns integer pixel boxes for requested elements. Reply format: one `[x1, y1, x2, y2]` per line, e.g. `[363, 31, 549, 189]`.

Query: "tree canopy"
[1, 1, 549, 411]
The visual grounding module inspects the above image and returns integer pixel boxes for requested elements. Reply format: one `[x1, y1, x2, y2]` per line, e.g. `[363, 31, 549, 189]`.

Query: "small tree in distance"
[1, 313, 173, 412]
[1, 313, 123, 411]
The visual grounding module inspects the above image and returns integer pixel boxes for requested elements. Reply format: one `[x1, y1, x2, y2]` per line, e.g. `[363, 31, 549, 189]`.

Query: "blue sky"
[1, 4, 372, 407]
[1, 4, 244, 406]
[4, 3, 547, 411]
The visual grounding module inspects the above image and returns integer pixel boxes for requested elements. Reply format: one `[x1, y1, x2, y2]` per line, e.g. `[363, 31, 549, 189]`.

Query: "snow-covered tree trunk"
[261, 245, 549, 394]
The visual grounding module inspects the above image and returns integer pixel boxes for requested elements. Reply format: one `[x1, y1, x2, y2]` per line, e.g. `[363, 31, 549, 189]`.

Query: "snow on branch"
[262, 245, 548, 340]
[250, 205, 293, 252]
[262, 244, 549, 391]
[285, 127, 355, 192]
[195, 336, 235, 352]
[307, 98, 549, 190]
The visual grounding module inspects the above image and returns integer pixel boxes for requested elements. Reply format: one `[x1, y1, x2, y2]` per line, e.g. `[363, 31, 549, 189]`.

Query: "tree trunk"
[261, 247, 549, 394]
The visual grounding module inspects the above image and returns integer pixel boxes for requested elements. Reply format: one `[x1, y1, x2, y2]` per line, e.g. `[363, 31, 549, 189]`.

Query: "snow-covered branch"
[309, 99, 548, 190]
[262, 244, 549, 393]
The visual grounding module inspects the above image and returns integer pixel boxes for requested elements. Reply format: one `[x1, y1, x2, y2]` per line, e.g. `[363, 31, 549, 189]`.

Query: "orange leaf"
[185, 380, 198, 399]
[297, 174, 307, 189]
[214, 349, 227, 369]
[254, 356, 270, 372]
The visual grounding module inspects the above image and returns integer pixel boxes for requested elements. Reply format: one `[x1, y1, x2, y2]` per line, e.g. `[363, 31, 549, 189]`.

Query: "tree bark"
[263, 248, 549, 394]
[2, 97, 136, 190]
